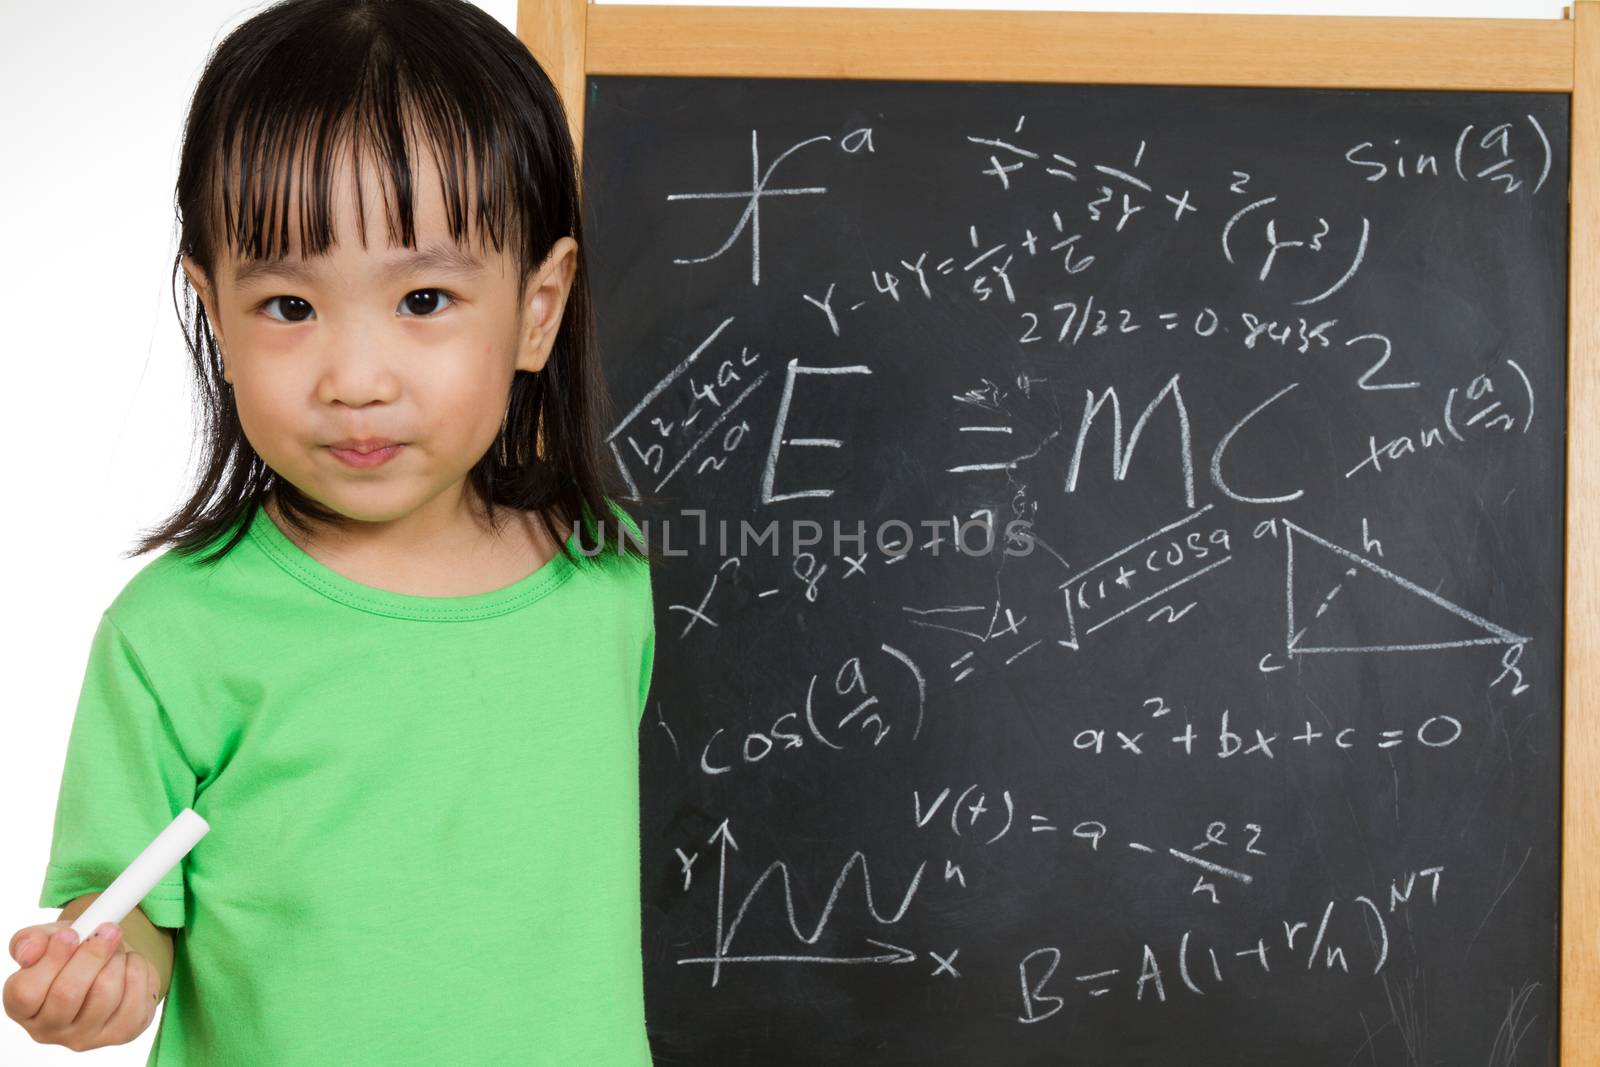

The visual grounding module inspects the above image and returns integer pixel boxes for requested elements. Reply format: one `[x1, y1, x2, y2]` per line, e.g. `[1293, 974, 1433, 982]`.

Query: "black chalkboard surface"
[582, 76, 1569, 1065]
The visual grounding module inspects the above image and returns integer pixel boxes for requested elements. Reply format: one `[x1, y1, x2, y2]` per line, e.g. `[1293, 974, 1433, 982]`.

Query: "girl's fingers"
[4, 927, 77, 1024]
[103, 952, 154, 1043]
[71, 947, 126, 1041]
[36, 924, 121, 1033]
[9, 922, 68, 966]
[27, 929, 101, 1031]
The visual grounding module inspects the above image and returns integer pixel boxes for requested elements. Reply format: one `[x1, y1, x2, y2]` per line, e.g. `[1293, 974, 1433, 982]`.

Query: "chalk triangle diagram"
[1283, 520, 1529, 655]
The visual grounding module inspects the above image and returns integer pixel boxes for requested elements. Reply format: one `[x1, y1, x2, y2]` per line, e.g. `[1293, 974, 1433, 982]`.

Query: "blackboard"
[582, 75, 1569, 1065]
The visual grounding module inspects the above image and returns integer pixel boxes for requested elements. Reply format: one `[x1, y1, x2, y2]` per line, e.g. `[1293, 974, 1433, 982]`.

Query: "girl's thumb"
[11, 921, 70, 967]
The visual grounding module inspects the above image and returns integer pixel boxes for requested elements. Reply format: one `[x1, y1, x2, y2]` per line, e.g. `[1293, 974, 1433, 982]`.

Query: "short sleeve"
[37, 612, 197, 928]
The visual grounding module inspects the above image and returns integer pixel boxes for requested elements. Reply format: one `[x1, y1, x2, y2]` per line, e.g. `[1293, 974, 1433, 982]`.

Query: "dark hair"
[134, 0, 655, 568]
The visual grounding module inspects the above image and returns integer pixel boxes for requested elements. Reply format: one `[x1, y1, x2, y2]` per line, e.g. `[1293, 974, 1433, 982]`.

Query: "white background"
[0, 0, 1566, 1061]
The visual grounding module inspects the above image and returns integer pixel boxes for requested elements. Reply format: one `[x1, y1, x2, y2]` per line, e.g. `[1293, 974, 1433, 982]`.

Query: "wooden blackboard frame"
[517, 0, 1600, 1054]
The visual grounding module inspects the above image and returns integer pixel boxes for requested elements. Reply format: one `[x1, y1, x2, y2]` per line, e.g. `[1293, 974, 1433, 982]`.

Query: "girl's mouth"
[326, 444, 403, 469]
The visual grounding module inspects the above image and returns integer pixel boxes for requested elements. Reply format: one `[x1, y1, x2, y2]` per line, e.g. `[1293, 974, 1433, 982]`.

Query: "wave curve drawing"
[679, 820, 925, 987]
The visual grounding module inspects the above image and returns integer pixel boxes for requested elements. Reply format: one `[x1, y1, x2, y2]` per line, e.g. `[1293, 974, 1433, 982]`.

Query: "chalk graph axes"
[1283, 520, 1529, 656]
[679, 819, 924, 988]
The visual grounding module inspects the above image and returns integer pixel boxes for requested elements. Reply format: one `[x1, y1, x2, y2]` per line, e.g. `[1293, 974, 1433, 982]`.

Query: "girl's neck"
[261, 488, 570, 598]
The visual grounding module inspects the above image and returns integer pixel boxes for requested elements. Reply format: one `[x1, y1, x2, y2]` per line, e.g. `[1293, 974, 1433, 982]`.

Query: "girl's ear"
[180, 255, 230, 375]
[516, 237, 579, 375]
[180, 254, 212, 310]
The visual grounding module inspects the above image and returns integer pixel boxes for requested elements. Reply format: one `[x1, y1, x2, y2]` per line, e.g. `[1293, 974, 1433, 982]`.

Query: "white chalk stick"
[70, 808, 209, 942]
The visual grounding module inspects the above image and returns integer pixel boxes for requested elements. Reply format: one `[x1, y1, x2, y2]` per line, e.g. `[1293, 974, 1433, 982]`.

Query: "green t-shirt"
[37, 500, 656, 1066]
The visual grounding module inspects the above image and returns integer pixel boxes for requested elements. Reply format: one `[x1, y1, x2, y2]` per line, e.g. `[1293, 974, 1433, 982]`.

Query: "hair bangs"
[200, 40, 528, 292]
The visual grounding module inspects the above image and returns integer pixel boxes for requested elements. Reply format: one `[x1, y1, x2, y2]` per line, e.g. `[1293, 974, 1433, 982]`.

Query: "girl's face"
[181, 138, 576, 530]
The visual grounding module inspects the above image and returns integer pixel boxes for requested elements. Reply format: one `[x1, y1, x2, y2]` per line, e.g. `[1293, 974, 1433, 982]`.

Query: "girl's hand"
[3, 919, 161, 1050]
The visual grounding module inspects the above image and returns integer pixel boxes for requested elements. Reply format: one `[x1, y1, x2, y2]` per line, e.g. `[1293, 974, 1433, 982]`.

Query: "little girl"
[3, 0, 658, 1062]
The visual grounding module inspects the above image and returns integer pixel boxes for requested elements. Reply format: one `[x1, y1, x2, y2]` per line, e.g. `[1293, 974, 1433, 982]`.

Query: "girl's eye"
[258, 295, 314, 323]
[398, 289, 456, 317]
[255, 289, 457, 323]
